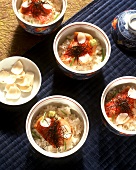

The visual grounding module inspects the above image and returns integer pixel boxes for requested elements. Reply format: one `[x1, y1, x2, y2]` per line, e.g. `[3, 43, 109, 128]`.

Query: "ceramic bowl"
[111, 10, 136, 51]
[53, 22, 111, 80]
[0, 56, 41, 105]
[26, 95, 89, 158]
[12, 0, 67, 35]
[101, 76, 136, 136]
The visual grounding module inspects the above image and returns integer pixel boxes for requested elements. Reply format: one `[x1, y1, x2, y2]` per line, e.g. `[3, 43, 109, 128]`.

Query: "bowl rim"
[53, 22, 111, 75]
[12, 0, 67, 27]
[101, 76, 136, 135]
[0, 56, 42, 105]
[26, 95, 89, 158]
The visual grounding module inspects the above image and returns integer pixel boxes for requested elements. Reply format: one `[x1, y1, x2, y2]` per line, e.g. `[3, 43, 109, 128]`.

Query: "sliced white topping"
[62, 125, 71, 139]
[79, 53, 90, 63]
[60, 118, 72, 139]
[19, 85, 33, 92]
[16, 71, 34, 86]
[0, 70, 10, 84]
[77, 32, 86, 44]
[116, 113, 130, 125]
[128, 87, 136, 99]
[11, 60, 23, 75]
[0, 60, 35, 100]
[16, 71, 25, 79]
[5, 73, 16, 84]
[43, 4, 52, 9]
[21, 1, 29, 8]
[40, 118, 51, 127]
[5, 84, 21, 100]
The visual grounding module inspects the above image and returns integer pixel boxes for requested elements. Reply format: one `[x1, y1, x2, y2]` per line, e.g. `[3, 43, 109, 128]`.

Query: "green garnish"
[54, 13, 60, 20]
[61, 110, 67, 115]
[101, 48, 105, 62]
[48, 111, 56, 117]
[42, 112, 46, 122]
[70, 57, 75, 66]
[112, 114, 115, 122]
[64, 141, 67, 151]
[32, 130, 41, 139]
[90, 39, 97, 46]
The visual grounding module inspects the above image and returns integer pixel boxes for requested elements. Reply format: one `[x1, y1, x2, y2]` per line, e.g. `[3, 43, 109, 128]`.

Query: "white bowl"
[53, 22, 111, 80]
[26, 95, 89, 158]
[12, 0, 67, 35]
[101, 76, 136, 136]
[0, 56, 41, 105]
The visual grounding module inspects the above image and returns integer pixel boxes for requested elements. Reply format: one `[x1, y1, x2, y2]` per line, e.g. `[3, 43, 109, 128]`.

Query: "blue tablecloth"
[1, 0, 136, 169]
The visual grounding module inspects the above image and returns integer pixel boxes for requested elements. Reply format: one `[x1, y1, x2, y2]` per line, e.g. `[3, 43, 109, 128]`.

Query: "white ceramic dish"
[53, 22, 111, 80]
[26, 95, 89, 158]
[12, 0, 67, 35]
[0, 56, 41, 105]
[101, 76, 136, 136]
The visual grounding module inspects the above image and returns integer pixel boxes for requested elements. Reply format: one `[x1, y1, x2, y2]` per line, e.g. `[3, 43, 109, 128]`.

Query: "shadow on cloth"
[24, 144, 84, 170]
[9, 25, 49, 57]
[0, 96, 38, 134]
[22, 30, 108, 170]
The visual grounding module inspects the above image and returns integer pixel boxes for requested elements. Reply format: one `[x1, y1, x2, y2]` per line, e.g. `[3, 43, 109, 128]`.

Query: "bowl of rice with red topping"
[53, 22, 111, 79]
[12, 0, 67, 35]
[26, 95, 89, 158]
[101, 76, 136, 136]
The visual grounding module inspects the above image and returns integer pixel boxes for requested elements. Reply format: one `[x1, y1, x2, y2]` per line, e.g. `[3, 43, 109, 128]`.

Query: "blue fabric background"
[0, 0, 136, 169]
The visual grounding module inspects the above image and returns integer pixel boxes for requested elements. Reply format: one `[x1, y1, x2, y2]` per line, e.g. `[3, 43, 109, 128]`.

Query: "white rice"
[32, 104, 83, 153]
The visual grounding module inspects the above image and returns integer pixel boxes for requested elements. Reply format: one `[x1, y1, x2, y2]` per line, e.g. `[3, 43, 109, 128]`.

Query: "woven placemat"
[0, 0, 136, 170]
[0, 0, 92, 61]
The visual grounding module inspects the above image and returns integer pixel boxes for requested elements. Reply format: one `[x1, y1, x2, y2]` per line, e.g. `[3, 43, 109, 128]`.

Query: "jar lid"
[118, 10, 136, 41]
[128, 14, 136, 35]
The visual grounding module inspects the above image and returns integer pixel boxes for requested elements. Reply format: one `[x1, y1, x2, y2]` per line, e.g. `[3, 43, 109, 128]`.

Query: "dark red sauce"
[64, 39, 93, 62]
[35, 118, 64, 148]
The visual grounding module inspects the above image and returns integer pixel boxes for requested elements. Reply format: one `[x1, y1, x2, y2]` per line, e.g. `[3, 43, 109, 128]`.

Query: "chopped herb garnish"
[70, 57, 75, 66]
[101, 48, 105, 62]
[61, 110, 67, 115]
[90, 39, 97, 46]
[32, 130, 41, 139]
[42, 112, 46, 122]
[64, 141, 67, 151]
[48, 111, 56, 117]
[54, 13, 59, 20]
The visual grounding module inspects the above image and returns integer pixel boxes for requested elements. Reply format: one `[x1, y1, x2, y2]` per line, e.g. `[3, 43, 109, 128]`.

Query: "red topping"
[20, 0, 52, 24]
[35, 118, 64, 148]
[63, 39, 93, 62]
[105, 87, 135, 119]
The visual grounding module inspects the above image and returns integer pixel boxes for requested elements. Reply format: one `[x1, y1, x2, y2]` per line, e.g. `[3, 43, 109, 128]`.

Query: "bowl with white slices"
[0, 56, 41, 105]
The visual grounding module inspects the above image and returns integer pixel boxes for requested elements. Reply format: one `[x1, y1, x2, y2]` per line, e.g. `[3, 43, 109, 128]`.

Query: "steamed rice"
[31, 104, 83, 153]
